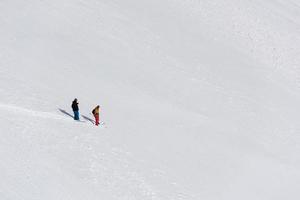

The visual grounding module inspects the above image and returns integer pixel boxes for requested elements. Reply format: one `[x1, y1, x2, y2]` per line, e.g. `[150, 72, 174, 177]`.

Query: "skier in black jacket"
[72, 98, 80, 120]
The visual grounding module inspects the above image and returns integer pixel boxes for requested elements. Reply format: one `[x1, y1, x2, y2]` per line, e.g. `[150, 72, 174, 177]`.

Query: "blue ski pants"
[74, 111, 79, 120]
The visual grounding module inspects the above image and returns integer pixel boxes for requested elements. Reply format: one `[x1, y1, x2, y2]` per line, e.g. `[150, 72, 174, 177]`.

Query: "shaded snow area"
[1, 0, 300, 199]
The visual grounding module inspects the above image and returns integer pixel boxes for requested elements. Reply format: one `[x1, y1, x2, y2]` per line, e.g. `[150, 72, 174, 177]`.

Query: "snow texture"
[0, 0, 300, 199]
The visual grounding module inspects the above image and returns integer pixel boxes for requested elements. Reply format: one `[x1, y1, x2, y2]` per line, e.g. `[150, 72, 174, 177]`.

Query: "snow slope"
[0, 0, 300, 199]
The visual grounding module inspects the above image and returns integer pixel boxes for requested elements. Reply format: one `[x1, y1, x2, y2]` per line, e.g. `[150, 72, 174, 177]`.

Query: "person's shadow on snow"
[58, 108, 73, 118]
[82, 115, 95, 124]
[58, 108, 94, 124]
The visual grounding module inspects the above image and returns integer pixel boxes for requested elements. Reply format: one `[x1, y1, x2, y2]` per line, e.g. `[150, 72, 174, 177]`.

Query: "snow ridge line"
[0, 103, 67, 121]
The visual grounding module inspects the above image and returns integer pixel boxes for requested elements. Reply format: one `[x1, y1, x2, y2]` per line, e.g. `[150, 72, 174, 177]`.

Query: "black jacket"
[72, 100, 79, 111]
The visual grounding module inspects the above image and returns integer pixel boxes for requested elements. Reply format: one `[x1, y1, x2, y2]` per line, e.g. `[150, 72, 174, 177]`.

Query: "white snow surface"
[1, 0, 300, 199]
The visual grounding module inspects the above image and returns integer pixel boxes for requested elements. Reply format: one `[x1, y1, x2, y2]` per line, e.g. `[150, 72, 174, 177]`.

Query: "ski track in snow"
[0, 103, 67, 121]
